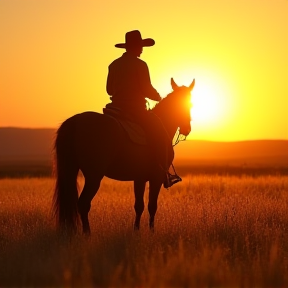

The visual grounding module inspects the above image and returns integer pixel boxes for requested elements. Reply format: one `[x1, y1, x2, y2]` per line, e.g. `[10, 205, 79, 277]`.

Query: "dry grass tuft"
[0, 175, 288, 287]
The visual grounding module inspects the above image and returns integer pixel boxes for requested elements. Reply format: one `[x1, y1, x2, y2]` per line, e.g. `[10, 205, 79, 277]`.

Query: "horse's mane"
[152, 90, 178, 114]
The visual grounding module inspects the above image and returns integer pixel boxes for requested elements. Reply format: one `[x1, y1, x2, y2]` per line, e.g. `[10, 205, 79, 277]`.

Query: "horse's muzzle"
[179, 125, 191, 137]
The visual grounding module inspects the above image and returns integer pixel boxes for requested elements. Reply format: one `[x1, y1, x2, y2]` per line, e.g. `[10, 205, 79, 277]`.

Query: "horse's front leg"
[133, 180, 146, 230]
[148, 179, 163, 230]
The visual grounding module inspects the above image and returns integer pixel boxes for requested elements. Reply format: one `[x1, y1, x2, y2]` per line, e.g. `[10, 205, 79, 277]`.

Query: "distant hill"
[174, 139, 288, 167]
[0, 127, 56, 163]
[0, 127, 287, 177]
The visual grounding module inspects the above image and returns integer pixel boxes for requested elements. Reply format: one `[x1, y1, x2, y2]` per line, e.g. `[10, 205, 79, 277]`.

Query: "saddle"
[103, 106, 147, 146]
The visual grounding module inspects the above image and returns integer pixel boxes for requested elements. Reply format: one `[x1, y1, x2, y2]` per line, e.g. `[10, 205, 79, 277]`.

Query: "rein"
[173, 128, 187, 147]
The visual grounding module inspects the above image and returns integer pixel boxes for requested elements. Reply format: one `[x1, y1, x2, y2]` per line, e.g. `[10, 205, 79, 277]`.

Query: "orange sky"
[1, 0, 287, 141]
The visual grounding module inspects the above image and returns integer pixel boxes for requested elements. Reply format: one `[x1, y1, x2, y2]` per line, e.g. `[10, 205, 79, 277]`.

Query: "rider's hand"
[152, 93, 162, 102]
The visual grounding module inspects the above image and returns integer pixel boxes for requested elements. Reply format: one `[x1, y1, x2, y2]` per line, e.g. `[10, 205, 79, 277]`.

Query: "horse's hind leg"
[78, 175, 103, 235]
[148, 179, 162, 230]
[133, 180, 146, 230]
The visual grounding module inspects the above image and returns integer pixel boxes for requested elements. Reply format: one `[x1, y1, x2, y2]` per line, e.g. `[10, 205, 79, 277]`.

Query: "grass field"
[1, 174, 288, 287]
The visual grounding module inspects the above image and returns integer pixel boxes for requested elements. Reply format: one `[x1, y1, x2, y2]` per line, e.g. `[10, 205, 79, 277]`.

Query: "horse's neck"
[152, 101, 178, 141]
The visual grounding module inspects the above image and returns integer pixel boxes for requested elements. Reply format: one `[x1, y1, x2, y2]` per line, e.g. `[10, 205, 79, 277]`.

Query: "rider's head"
[115, 30, 154, 58]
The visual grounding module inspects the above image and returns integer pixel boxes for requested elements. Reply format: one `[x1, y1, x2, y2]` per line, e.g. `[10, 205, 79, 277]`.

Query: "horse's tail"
[53, 116, 79, 233]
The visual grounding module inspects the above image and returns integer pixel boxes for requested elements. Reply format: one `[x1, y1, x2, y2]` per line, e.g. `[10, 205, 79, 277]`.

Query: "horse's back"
[75, 111, 122, 142]
[67, 112, 121, 174]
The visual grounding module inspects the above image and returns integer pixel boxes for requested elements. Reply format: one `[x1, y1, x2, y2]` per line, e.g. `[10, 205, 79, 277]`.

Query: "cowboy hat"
[115, 30, 155, 49]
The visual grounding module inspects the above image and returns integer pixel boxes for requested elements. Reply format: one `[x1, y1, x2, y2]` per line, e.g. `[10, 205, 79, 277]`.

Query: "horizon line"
[0, 126, 287, 143]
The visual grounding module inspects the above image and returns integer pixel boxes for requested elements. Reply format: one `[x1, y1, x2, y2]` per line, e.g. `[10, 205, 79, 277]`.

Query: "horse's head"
[152, 78, 195, 139]
[170, 78, 195, 136]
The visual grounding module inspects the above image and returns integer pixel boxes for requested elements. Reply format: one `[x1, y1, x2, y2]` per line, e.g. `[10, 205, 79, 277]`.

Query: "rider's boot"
[163, 172, 182, 189]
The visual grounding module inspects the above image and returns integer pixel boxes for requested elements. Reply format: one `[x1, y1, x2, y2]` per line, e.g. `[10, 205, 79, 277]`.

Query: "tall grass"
[0, 175, 288, 287]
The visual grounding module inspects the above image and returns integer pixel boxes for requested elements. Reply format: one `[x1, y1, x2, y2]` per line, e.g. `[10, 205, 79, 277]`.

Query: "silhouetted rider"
[106, 30, 181, 188]
[106, 30, 161, 112]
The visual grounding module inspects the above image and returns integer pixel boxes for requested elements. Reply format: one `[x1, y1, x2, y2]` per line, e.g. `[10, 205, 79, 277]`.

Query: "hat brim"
[115, 38, 155, 49]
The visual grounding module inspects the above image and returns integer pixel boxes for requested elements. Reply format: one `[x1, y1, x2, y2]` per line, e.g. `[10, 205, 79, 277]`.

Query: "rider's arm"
[139, 62, 162, 102]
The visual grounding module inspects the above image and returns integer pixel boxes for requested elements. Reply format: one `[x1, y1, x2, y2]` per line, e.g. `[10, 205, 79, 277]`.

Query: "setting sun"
[155, 72, 235, 140]
[192, 83, 221, 124]
[191, 76, 230, 127]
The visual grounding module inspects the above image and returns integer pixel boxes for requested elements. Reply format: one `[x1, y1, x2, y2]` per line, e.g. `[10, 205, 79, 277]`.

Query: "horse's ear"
[189, 79, 195, 91]
[171, 78, 179, 90]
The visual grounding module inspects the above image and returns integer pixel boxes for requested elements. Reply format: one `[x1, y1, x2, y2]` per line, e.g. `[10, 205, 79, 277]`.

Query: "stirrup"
[163, 173, 182, 189]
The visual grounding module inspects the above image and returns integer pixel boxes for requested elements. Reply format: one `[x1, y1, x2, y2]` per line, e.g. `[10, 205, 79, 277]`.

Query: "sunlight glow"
[165, 73, 231, 129]
[191, 82, 224, 125]
[154, 72, 233, 141]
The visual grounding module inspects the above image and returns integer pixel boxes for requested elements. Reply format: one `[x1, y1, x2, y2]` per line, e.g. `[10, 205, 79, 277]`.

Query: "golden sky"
[1, 0, 287, 141]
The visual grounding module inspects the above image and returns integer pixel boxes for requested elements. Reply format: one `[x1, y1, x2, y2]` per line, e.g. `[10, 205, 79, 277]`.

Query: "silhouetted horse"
[53, 78, 195, 235]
